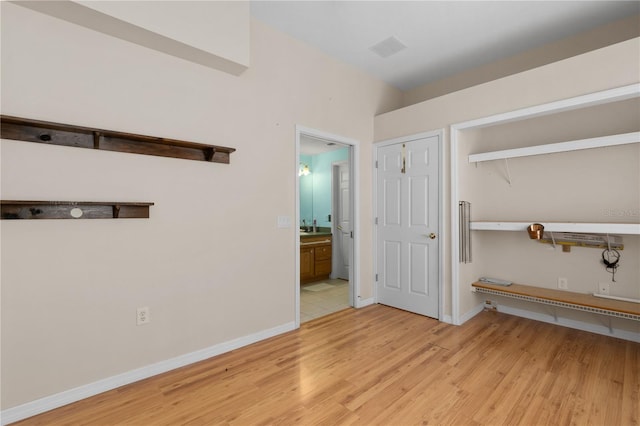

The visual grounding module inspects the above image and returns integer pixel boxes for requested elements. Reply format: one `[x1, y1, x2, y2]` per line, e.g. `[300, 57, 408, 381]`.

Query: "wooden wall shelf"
[1, 115, 236, 164]
[472, 281, 640, 321]
[1, 201, 154, 220]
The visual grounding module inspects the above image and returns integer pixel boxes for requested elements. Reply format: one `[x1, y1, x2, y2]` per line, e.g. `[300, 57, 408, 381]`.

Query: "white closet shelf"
[468, 131, 640, 163]
[470, 221, 640, 235]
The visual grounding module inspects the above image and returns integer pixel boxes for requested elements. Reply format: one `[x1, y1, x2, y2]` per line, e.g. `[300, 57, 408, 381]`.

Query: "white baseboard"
[461, 303, 640, 343]
[1, 321, 296, 426]
[356, 297, 375, 308]
[458, 303, 485, 325]
[441, 314, 453, 324]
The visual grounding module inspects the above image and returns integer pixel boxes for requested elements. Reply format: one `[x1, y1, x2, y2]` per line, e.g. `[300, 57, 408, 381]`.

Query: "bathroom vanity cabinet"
[300, 234, 332, 284]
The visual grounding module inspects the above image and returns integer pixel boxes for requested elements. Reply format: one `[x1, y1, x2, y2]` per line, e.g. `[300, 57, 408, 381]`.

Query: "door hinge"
[375, 160, 378, 168]
[350, 231, 354, 238]
[375, 217, 378, 225]
[375, 273, 378, 281]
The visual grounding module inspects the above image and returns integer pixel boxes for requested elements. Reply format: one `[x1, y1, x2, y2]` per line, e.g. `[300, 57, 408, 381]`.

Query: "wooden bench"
[472, 281, 640, 322]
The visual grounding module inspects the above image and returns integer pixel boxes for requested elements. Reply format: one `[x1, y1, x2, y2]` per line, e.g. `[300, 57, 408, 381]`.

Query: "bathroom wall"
[299, 148, 349, 229]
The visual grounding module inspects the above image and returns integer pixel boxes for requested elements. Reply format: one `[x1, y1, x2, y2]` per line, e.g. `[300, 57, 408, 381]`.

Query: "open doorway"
[295, 126, 358, 326]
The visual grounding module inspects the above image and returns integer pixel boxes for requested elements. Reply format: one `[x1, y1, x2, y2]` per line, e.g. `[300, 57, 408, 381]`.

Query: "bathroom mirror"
[299, 147, 348, 230]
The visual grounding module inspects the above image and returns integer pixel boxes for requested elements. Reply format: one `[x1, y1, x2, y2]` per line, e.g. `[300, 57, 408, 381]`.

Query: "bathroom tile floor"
[301, 278, 350, 323]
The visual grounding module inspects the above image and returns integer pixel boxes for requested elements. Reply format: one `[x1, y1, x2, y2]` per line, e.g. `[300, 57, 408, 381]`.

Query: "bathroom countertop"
[300, 230, 332, 238]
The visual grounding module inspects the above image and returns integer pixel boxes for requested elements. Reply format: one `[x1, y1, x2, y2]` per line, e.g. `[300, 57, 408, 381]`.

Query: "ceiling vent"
[370, 36, 407, 58]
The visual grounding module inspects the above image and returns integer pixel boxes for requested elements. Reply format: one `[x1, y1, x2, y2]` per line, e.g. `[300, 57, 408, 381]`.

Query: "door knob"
[429, 233, 437, 239]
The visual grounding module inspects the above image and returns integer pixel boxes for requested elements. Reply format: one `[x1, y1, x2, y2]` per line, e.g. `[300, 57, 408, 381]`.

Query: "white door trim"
[373, 129, 445, 321]
[295, 125, 360, 328]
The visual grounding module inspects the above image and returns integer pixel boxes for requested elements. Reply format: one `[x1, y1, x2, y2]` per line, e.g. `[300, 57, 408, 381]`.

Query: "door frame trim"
[295, 125, 360, 328]
[373, 129, 445, 321]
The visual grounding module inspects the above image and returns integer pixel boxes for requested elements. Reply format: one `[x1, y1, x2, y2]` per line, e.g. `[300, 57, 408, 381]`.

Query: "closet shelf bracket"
[504, 158, 512, 186]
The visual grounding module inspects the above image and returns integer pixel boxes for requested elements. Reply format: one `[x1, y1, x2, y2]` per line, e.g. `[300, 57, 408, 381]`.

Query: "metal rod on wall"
[459, 201, 472, 263]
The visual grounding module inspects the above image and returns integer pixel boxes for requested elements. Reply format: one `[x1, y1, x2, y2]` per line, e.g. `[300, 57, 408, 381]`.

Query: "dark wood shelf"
[1, 200, 154, 220]
[1, 115, 236, 164]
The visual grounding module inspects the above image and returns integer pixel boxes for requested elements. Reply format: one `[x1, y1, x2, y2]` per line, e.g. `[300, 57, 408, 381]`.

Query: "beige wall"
[13, 0, 251, 76]
[404, 14, 640, 106]
[78, 0, 251, 69]
[375, 37, 640, 327]
[0, 3, 402, 410]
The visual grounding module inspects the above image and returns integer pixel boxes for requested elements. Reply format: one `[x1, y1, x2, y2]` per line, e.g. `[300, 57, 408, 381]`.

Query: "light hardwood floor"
[14, 306, 639, 425]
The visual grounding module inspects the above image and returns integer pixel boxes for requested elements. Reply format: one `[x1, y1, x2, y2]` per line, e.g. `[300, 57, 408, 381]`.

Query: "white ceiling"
[300, 134, 348, 155]
[251, 1, 639, 91]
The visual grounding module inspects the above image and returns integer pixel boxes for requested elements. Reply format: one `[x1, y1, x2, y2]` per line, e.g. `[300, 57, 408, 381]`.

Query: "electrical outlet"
[598, 283, 610, 296]
[484, 299, 497, 311]
[558, 277, 568, 290]
[137, 307, 150, 325]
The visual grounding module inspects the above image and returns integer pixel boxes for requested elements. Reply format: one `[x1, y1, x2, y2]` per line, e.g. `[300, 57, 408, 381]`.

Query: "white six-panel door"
[333, 161, 350, 280]
[376, 135, 439, 318]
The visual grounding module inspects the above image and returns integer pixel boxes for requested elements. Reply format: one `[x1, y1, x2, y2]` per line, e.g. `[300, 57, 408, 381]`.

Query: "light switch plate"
[277, 215, 291, 228]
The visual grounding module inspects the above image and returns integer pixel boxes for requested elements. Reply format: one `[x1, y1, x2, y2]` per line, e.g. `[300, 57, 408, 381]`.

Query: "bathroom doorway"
[295, 126, 358, 326]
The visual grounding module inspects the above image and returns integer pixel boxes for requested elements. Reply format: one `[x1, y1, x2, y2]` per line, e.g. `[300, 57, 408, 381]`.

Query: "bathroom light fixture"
[299, 163, 311, 176]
